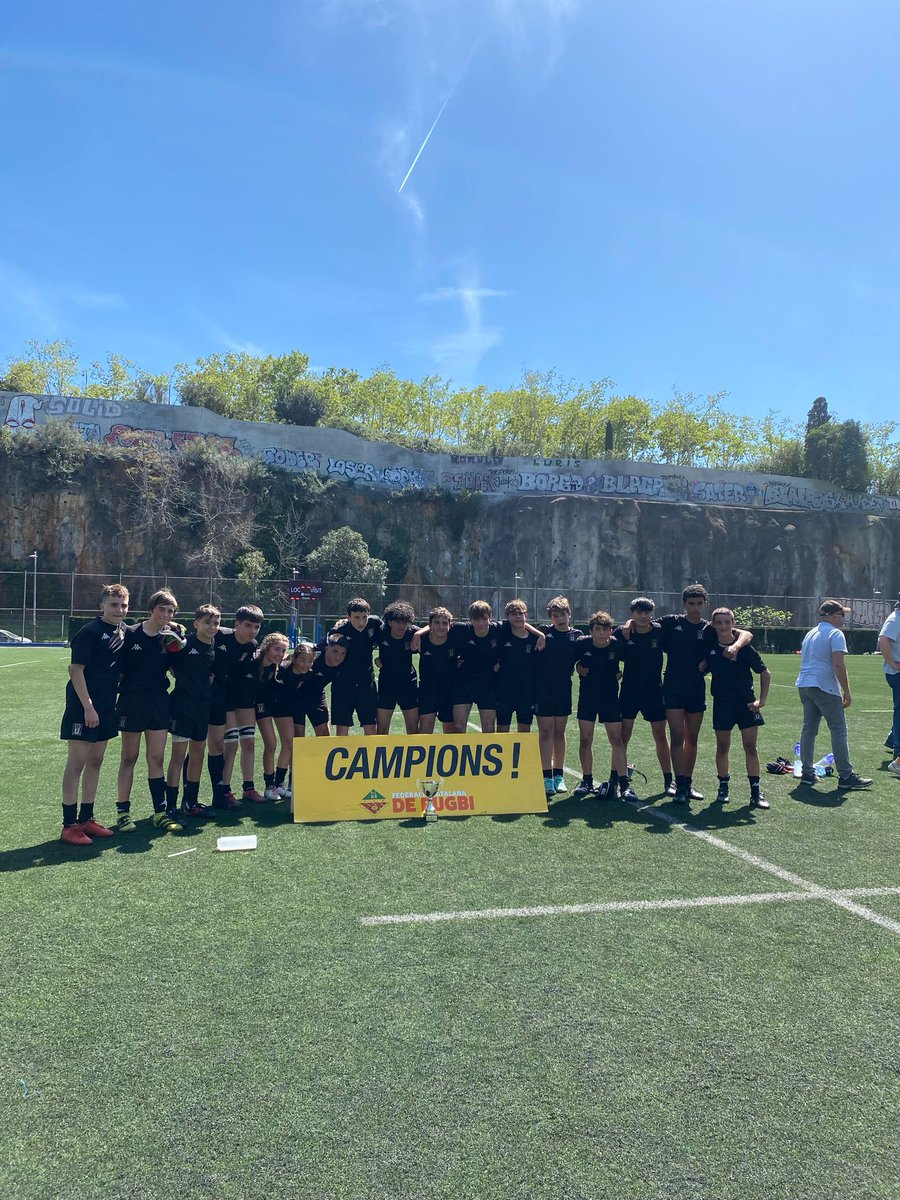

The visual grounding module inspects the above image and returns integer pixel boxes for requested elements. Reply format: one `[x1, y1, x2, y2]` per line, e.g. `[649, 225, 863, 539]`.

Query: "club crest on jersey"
[72, 723, 83, 736]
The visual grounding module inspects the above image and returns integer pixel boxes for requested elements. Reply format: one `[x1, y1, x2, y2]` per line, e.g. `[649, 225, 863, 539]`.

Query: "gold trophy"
[417, 778, 442, 822]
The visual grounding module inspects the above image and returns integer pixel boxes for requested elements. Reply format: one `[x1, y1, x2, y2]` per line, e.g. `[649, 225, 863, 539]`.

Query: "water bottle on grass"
[792, 742, 802, 778]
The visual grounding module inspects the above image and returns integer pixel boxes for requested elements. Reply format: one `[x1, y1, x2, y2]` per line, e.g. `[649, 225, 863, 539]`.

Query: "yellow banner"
[293, 732, 547, 822]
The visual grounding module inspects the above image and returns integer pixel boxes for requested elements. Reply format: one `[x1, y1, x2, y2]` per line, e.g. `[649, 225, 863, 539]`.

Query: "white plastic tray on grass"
[216, 834, 257, 852]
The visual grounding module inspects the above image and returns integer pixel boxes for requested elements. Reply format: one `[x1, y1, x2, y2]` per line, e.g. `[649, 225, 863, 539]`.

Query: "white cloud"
[0, 260, 126, 338]
[421, 281, 509, 376]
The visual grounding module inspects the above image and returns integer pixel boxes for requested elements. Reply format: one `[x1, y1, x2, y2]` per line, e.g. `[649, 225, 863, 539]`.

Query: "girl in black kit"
[253, 632, 290, 801]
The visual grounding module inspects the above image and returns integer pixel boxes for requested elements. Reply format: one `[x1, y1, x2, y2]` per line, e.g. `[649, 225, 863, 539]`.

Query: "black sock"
[749, 775, 761, 795]
[183, 780, 200, 806]
[718, 775, 730, 784]
[543, 768, 554, 779]
[275, 767, 288, 786]
[62, 803, 78, 827]
[242, 780, 256, 793]
[663, 772, 673, 788]
[116, 800, 131, 814]
[148, 776, 167, 813]
[78, 802, 94, 823]
[264, 772, 276, 788]
[165, 785, 179, 810]
[207, 753, 224, 790]
[675, 775, 688, 790]
[582, 774, 593, 789]
[618, 775, 630, 791]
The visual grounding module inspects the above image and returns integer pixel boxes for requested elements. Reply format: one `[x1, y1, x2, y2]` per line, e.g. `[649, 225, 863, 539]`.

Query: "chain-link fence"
[0, 570, 894, 643]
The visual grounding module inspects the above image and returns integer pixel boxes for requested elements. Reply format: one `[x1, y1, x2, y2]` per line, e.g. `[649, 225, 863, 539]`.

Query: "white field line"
[361, 886, 900, 927]
[0, 659, 41, 668]
[167, 847, 197, 858]
[461, 721, 900, 939]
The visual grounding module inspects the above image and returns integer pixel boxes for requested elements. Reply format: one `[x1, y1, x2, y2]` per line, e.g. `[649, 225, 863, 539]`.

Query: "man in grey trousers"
[795, 599, 872, 790]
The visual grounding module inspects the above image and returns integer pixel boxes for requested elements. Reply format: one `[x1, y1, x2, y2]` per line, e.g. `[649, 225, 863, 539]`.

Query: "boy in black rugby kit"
[165, 605, 220, 819]
[622, 584, 751, 807]
[414, 608, 458, 734]
[59, 584, 130, 846]
[329, 598, 381, 736]
[210, 605, 264, 808]
[701, 608, 771, 809]
[375, 601, 419, 734]
[286, 635, 348, 742]
[451, 601, 545, 734]
[536, 596, 581, 798]
[617, 598, 673, 799]
[496, 600, 539, 734]
[572, 612, 630, 799]
[115, 589, 184, 833]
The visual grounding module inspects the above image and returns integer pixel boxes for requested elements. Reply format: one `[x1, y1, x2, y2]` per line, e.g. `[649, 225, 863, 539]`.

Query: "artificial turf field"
[3, 650, 900, 1200]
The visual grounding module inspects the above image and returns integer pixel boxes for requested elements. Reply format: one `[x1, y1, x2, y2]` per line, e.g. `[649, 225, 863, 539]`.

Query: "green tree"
[235, 549, 273, 588]
[4, 338, 80, 395]
[806, 396, 831, 434]
[274, 381, 325, 426]
[301, 527, 388, 598]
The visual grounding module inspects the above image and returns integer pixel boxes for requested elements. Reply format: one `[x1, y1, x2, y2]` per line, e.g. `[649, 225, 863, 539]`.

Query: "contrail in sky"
[398, 39, 481, 194]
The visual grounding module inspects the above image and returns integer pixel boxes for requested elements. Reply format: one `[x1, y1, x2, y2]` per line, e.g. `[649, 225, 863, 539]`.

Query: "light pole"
[29, 551, 37, 640]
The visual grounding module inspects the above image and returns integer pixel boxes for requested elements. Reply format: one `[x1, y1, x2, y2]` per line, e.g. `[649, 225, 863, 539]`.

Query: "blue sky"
[1, 0, 898, 426]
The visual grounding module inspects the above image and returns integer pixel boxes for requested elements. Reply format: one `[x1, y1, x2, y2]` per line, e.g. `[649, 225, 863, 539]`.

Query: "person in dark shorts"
[626, 584, 751, 807]
[701, 607, 771, 809]
[414, 608, 458, 734]
[59, 583, 130, 845]
[451, 601, 545, 733]
[165, 604, 219, 819]
[115, 588, 184, 833]
[375, 601, 419, 734]
[329, 598, 381, 735]
[496, 600, 539, 734]
[536, 596, 581, 797]
[290, 635, 348, 742]
[572, 612, 629, 800]
[253, 632, 291, 801]
[617, 598, 673, 797]
[213, 604, 264, 808]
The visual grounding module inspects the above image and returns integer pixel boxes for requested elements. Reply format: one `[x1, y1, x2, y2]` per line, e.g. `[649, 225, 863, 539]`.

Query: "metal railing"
[0, 570, 893, 642]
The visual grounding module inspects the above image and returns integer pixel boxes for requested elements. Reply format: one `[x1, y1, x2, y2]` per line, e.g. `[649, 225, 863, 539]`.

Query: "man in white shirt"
[795, 600, 872, 790]
[878, 594, 900, 774]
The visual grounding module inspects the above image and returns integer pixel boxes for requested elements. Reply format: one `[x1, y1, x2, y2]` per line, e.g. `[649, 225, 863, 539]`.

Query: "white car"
[0, 629, 32, 644]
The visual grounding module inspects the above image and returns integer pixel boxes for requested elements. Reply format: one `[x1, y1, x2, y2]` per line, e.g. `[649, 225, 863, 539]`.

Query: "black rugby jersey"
[451, 621, 503, 682]
[497, 623, 539, 690]
[417, 632, 459, 694]
[705, 641, 767, 703]
[618, 623, 664, 690]
[212, 628, 258, 691]
[535, 625, 580, 689]
[66, 617, 124, 711]
[328, 616, 381, 680]
[119, 624, 170, 696]
[376, 626, 417, 686]
[170, 633, 215, 703]
[658, 615, 717, 682]
[574, 635, 624, 697]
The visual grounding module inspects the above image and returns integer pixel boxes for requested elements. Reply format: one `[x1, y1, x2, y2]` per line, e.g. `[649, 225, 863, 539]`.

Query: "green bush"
[733, 605, 792, 628]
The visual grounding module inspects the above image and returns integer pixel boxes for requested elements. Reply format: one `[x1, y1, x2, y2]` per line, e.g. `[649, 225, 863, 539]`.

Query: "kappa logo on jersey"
[101, 633, 111, 641]
[217, 645, 227, 653]
[131, 644, 143, 651]
[188, 648, 200, 655]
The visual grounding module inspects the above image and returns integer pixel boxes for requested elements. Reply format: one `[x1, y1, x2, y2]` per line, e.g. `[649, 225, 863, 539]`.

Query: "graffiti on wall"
[4, 390, 900, 514]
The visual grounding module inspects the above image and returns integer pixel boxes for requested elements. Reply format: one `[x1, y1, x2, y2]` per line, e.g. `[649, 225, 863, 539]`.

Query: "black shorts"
[534, 684, 573, 718]
[331, 676, 378, 728]
[377, 678, 419, 713]
[170, 711, 210, 742]
[452, 678, 498, 711]
[60, 703, 118, 743]
[712, 699, 765, 732]
[208, 688, 227, 728]
[663, 676, 707, 714]
[225, 685, 257, 714]
[497, 689, 535, 727]
[294, 697, 329, 730]
[417, 690, 454, 724]
[576, 692, 621, 724]
[117, 692, 170, 733]
[619, 684, 666, 724]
